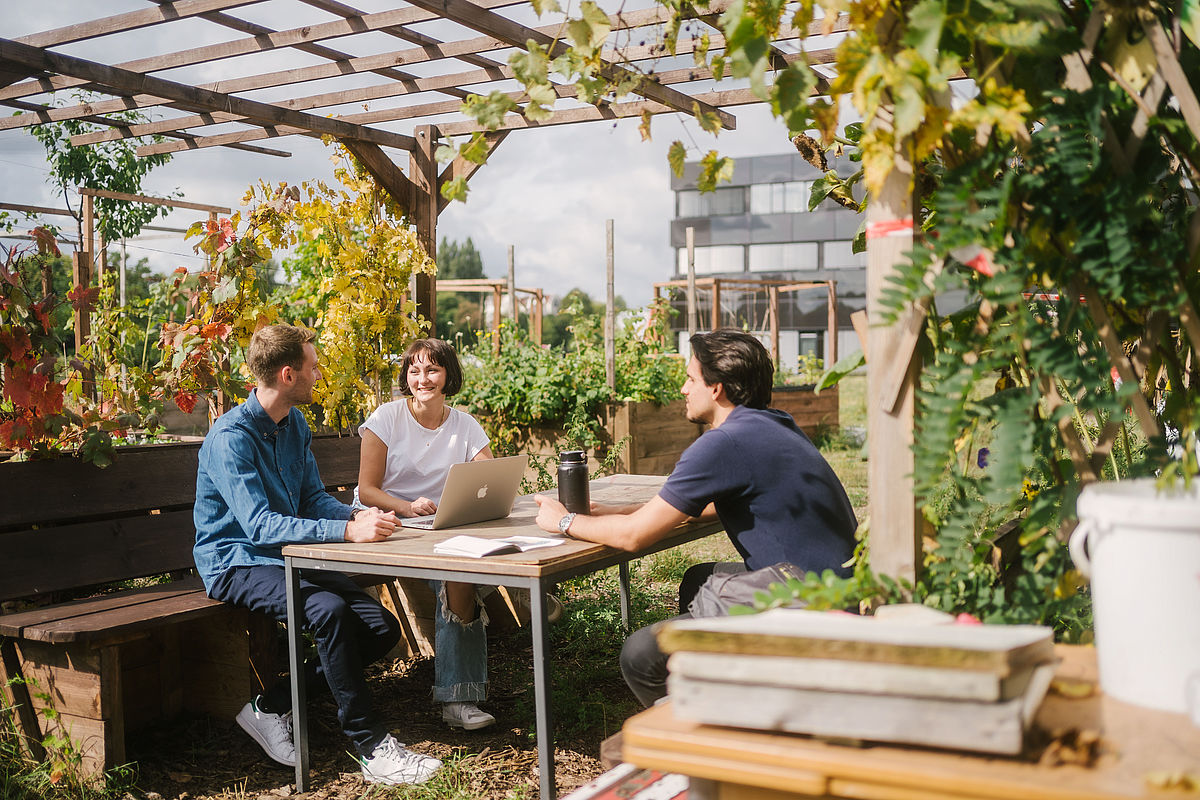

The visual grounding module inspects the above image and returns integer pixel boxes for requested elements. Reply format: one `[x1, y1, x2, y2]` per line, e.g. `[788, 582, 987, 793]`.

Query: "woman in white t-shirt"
[356, 338, 496, 731]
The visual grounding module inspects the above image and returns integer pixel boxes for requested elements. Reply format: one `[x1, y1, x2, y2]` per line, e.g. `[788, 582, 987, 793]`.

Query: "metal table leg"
[618, 561, 631, 633]
[530, 578, 556, 799]
[285, 560, 310, 792]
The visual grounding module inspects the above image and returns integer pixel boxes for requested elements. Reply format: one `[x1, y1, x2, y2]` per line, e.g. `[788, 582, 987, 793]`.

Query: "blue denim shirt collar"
[244, 388, 291, 439]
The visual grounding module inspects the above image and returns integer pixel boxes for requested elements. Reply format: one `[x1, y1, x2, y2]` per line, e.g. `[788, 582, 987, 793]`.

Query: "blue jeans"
[209, 565, 402, 757]
[428, 580, 488, 703]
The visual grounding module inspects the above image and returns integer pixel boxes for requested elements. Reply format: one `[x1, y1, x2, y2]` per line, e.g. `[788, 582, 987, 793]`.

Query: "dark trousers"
[619, 561, 743, 708]
[209, 565, 402, 757]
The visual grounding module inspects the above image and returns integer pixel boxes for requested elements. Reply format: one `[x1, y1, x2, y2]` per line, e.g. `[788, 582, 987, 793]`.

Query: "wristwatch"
[348, 508, 361, 522]
[558, 512, 577, 536]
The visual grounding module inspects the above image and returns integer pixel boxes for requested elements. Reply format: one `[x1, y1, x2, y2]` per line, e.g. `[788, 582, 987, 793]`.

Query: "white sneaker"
[361, 734, 441, 785]
[235, 698, 295, 767]
[442, 702, 496, 731]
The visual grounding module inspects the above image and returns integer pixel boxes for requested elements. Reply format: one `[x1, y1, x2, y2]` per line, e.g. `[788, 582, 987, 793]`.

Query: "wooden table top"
[282, 474, 724, 579]
[622, 645, 1200, 800]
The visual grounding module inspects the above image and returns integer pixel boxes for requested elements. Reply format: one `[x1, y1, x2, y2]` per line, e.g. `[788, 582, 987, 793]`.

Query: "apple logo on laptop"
[477, 484, 488, 499]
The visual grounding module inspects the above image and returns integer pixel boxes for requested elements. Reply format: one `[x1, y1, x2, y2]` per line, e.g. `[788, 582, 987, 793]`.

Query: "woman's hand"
[405, 496, 437, 517]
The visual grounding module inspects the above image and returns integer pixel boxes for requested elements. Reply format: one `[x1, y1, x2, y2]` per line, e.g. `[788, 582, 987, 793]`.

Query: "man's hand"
[345, 507, 400, 542]
[405, 497, 437, 517]
[534, 494, 569, 534]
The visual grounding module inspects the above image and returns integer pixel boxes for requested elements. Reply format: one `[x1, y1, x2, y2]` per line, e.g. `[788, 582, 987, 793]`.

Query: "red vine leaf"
[174, 391, 199, 414]
[30, 227, 61, 257]
[67, 284, 101, 313]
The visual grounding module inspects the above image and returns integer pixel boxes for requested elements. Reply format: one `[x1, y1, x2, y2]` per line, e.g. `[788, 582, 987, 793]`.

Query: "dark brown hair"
[689, 330, 773, 409]
[399, 338, 464, 397]
[247, 324, 316, 386]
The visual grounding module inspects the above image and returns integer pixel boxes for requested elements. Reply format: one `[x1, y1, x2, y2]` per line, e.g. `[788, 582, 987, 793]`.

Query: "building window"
[824, 240, 866, 268]
[677, 245, 745, 275]
[749, 180, 811, 214]
[748, 242, 820, 272]
[677, 187, 746, 217]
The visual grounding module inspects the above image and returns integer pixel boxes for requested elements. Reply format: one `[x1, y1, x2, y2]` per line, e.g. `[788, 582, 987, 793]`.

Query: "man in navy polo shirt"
[534, 329, 857, 706]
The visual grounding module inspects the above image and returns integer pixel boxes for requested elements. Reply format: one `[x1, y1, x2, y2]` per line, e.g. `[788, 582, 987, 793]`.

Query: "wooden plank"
[77, 187, 230, 214]
[0, 638, 47, 760]
[0, 580, 205, 638]
[656, 609, 1055, 677]
[12, 639, 104, 718]
[0, 0, 528, 105]
[667, 651, 1043, 703]
[310, 433, 363, 488]
[14, 0, 268, 49]
[0, 442, 201, 528]
[0, 38, 416, 152]
[34, 709, 114, 776]
[668, 676, 1037, 755]
[0, 511, 197, 602]
[22, 590, 227, 644]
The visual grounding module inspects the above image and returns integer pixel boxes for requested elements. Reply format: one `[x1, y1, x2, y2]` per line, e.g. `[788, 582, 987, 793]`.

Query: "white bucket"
[1071, 478, 1200, 713]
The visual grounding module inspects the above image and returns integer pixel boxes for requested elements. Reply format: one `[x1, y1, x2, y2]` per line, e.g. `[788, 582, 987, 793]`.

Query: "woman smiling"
[355, 338, 496, 731]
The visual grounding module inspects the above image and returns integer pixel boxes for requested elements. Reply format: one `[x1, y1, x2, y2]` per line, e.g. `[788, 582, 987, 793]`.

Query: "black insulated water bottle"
[557, 450, 590, 514]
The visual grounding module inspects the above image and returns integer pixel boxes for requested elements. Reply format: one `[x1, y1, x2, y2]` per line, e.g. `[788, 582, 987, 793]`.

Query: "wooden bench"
[0, 434, 362, 776]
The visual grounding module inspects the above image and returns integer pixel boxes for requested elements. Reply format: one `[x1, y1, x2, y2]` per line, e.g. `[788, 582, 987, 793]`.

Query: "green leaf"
[212, 276, 239, 304]
[440, 177, 469, 204]
[529, 0, 561, 17]
[903, 0, 946, 64]
[434, 143, 457, 164]
[771, 63, 817, 130]
[816, 350, 865, 391]
[697, 151, 734, 192]
[566, 1, 612, 54]
[668, 141, 687, 177]
[1184, 0, 1200, 48]
[510, 42, 550, 87]
[462, 91, 519, 129]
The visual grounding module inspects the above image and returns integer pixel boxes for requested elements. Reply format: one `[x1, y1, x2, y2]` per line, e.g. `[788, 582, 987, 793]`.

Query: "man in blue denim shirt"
[194, 324, 441, 786]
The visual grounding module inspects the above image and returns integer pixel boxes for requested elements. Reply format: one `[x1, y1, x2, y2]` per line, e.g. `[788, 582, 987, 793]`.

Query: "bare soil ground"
[124, 625, 635, 800]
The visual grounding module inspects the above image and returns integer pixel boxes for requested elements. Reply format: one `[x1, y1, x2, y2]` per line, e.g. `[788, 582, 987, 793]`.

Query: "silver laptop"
[399, 455, 529, 530]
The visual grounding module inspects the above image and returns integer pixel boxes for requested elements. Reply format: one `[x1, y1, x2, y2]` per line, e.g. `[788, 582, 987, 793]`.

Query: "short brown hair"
[689, 330, 773, 409]
[399, 338, 464, 397]
[248, 324, 316, 386]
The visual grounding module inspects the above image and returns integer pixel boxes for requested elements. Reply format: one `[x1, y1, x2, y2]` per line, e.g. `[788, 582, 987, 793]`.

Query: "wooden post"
[769, 286, 780, 369]
[492, 284, 502, 354]
[686, 226, 697, 343]
[533, 289, 543, 344]
[711, 279, 721, 331]
[605, 219, 616, 391]
[410, 125, 438, 330]
[827, 280, 839, 365]
[866, 130, 922, 584]
[507, 245, 517, 325]
[82, 191, 95, 278]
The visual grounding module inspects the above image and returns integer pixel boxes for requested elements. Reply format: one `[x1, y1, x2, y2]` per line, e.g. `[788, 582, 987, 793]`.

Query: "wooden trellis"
[652, 276, 839, 369]
[436, 277, 545, 346]
[0, 0, 842, 327]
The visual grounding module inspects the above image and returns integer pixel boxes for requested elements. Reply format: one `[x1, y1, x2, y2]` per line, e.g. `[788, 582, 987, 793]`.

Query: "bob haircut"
[689, 330, 773, 410]
[399, 338, 464, 397]
[247, 324, 316, 386]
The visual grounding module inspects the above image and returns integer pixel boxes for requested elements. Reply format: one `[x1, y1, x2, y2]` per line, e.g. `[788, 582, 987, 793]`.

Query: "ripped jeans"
[428, 580, 488, 703]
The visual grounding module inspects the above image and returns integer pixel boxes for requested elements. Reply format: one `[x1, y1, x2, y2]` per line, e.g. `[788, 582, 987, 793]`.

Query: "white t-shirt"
[354, 398, 490, 506]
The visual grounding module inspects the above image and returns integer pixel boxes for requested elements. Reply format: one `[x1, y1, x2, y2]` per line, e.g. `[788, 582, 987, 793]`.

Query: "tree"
[436, 236, 487, 340]
[30, 92, 177, 249]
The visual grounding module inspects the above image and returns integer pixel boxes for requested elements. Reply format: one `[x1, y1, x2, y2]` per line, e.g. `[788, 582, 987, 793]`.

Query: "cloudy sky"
[1, 1, 801, 307]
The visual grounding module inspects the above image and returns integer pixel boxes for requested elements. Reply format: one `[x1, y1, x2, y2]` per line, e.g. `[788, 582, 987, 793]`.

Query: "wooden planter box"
[504, 398, 705, 480]
[771, 384, 839, 434]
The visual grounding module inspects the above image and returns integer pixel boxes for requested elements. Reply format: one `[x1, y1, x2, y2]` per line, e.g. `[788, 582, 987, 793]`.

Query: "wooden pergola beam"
[435, 87, 760, 136]
[0, 0, 525, 104]
[403, 0, 735, 129]
[339, 139, 418, 218]
[0, 0, 704, 126]
[78, 187, 231, 215]
[0, 37, 415, 151]
[15, 0, 267, 49]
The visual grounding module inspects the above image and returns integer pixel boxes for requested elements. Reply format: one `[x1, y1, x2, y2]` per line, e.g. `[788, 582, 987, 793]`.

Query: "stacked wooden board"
[659, 607, 1056, 755]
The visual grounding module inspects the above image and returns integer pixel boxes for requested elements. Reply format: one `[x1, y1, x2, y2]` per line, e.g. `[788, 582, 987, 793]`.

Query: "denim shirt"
[193, 389, 352, 593]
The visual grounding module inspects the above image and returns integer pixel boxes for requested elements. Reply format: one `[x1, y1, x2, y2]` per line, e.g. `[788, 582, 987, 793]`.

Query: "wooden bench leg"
[0, 637, 46, 761]
[378, 579, 436, 659]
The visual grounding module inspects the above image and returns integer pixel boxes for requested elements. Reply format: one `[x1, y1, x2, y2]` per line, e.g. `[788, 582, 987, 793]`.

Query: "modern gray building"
[667, 151, 866, 367]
